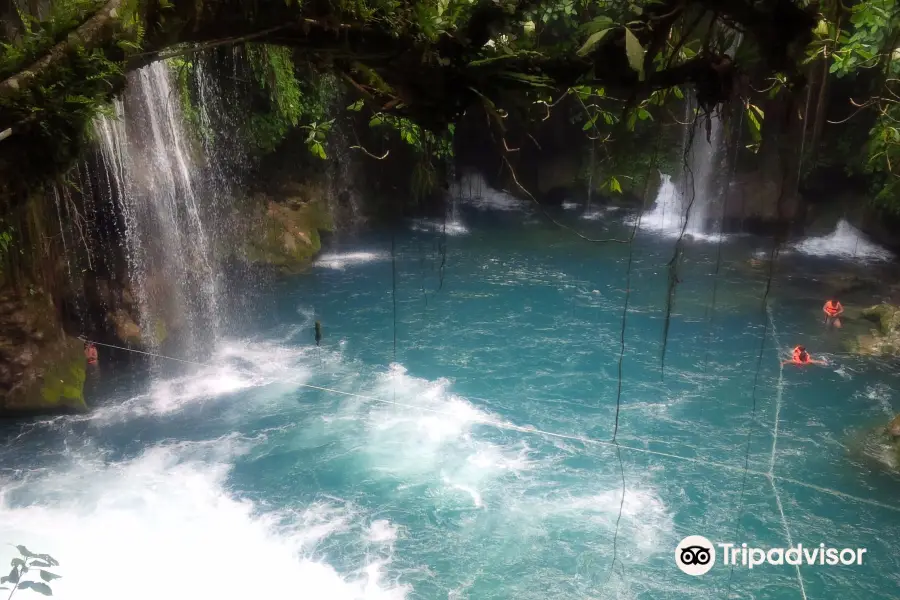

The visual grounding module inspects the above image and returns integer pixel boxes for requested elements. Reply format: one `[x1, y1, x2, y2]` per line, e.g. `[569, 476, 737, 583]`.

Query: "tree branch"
[0, 0, 124, 99]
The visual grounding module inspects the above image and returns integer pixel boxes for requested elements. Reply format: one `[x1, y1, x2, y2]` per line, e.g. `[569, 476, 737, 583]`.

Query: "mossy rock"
[242, 198, 333, 272]
[861, 303, 900, 334]
[153, 319, 168, 346]
[1, 336, 87, 416]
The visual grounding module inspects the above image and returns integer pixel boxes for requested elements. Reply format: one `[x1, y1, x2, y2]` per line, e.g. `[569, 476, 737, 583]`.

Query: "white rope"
[765, 307, 808, 600]
[80, 337, 900, 514]
[767, 303, 785, 477]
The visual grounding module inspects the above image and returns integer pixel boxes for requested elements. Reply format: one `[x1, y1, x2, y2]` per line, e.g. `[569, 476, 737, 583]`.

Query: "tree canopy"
[0, 0, 820, 191]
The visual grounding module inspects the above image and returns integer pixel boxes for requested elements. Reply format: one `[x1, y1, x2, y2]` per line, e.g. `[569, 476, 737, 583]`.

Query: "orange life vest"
[792, 346, 809, 363]
[824, 301, 842, 317]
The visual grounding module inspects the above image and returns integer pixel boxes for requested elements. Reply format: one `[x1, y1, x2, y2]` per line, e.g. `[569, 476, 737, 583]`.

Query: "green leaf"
[39, 571, 61, 582]
[29, 561, 51, 568]
[637, 108, 652, 120]
[624, 28, 645, 80]
[18, 581, 52, 596]
[346, 100, 364, 111]
[746, 106, 762, 142]
[6, 567, 19, 585]
[369, 115, 384, 127]
[17, 546, 34, 558]
[673, 86, 684, 99]
[11, 559, 24, 568]
[577, 28, 612, 56]
[609, 176, 623, 193]
[310, 142, 326, 159]
[578, 15, 613, 35]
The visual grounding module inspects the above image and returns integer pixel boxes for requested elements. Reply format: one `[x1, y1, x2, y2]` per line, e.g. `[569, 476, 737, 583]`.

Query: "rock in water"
[888, 414, 900, 438]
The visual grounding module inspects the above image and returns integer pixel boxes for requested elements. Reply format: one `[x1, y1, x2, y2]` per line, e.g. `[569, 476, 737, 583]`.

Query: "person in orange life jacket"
[84, 342, 98, 365]
[783, 345, 826, 366]
[823, 297, 844, 328]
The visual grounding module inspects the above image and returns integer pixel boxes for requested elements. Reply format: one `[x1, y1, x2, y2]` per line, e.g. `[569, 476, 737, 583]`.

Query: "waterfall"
[94, 62, 225, 359]
[680, 105, 726, 234]
[640, 99, 728, 238]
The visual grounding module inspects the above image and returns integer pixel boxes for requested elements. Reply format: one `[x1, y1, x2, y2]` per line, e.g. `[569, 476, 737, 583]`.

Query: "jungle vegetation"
[0, 0, 898, 213]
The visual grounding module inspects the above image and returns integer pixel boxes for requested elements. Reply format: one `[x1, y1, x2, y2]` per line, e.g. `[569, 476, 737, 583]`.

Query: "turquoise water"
[2, 205, 900, 599]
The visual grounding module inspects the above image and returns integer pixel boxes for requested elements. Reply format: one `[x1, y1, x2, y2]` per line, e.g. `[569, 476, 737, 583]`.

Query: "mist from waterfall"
[640, 98, 728, 239]
[94, 62, 228, 359]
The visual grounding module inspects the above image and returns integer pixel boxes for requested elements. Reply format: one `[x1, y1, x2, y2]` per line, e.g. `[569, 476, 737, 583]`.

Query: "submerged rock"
[887, 414, 900, 438]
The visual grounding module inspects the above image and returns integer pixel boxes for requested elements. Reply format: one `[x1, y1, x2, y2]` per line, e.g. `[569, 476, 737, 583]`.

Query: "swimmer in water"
[782, 345, 826, 366]
[823, 297, 844, 328]
[315, 321, 322, 346]
[84, 341, 98, 365]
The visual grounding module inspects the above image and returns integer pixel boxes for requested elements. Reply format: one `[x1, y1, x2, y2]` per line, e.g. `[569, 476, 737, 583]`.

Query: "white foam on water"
[562, 201, 579, 210]
[865, 384, 895, 416]
[88, 339, 315, 421]
[635, 174, 684, 234]
[367, 520, 400, 544]
[0, 441, 409, 600]
[793, 219, 893, 261]
[580, 206, 622, 221]
[451, 172, 525, 212]
[315, 251, 390, 270]
[334, 364, 534, 508]
[409, 218, 469, 236]
[504, 486, 673, 561]
[631, 174, 728, 242]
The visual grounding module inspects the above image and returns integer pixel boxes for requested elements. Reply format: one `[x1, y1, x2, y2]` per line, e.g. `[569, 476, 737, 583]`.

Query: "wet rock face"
[0, 290, 86, 416]
[851, 304, 900, 357]
[239, 193, 333, 272]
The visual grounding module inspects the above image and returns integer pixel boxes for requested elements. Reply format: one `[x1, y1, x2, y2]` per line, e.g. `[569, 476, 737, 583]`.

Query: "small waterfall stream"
[641, 98, 728, 238]
[94, 62, 227, 359]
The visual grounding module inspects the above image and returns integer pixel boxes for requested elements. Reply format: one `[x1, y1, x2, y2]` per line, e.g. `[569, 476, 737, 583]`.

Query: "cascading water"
[640, 99, 727, 237]
[680, 105, 726, 234]
[793, 219, 894, 261]
[94, 62, 224, 359]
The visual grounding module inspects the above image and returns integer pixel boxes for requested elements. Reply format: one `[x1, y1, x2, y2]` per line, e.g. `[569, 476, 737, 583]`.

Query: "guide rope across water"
[75, 336, 900, 516]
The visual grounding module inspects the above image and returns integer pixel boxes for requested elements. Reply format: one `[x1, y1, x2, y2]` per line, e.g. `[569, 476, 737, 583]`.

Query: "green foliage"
[744, 102, 764, 152]
[368, 111, 454, 161]
[0, 0, 107, 79]
[245, 44, 334, 155]
[825, 0, 894, 78]
[168, 57, 203, 135]
[301, 120, 333, 159]
[1, 546, 60, 597]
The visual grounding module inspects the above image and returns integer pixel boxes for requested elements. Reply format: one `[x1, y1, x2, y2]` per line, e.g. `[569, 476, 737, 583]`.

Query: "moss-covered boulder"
[851, 303, 900, 356]
[862, 304, 900, 333]
[0, 290, 87, 416]
[242, 197, 333, 272]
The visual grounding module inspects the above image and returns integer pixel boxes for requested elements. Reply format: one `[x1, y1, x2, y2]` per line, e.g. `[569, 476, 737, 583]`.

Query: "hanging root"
[660, 108, 706, 376]
[601, 117, 665, 595]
